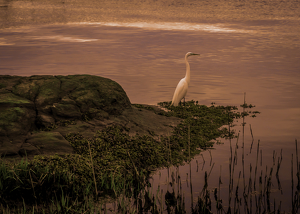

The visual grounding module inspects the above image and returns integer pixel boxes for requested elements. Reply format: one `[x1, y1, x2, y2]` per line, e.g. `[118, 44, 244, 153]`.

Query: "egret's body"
[171, 52, 199, 106]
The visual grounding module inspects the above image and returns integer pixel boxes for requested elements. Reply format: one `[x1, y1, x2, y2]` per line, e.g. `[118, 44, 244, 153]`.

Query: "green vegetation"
[132, 104, 155, 111]
[0, 100, 259, 213]
[41, 120, 77, 131]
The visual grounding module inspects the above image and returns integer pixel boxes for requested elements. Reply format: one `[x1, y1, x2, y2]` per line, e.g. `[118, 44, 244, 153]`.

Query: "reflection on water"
[75, 22, 252, 33]
[31, 35, 99, 43]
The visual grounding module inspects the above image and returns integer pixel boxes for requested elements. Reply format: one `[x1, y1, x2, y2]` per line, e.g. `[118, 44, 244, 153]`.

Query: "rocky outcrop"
[0, 75, 181, 160]
[0, 75, 131, 133]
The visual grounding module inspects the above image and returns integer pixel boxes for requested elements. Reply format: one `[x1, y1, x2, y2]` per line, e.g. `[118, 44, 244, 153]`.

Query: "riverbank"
[1, 96, 249, 212]
[0, 74, 245, 210]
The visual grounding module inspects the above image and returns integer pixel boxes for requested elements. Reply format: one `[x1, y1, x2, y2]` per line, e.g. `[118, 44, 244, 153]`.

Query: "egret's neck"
[185, 55, 191, 84]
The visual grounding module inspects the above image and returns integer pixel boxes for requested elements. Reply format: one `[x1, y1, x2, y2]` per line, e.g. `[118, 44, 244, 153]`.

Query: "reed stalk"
[217, 165, 222, 213]
[242, 133, 246, 196]
[296, 139, 299, 173]
[296, 139, 300, 208]
[161, 189, 164, 214]
[190, 162, 193, 209]
[250, 124, 254, 154]
[292, 153, 294, 213]
[127, 151, 139, 177]
[254, 140, 260, 191]
[228, 155, 232, 210]
[169, 137, 172, 165]
[88, 140, 98, 198]
[188, 125, 190, 161]
[208, 163, 215, 179]
[201, 154, 205, 171]
[276, 149, 283, 176]
[208, 149, 212, 166]
[242, 92, 246, 160]
[28, 169, 36, 200]
[248, 163, 252, 195]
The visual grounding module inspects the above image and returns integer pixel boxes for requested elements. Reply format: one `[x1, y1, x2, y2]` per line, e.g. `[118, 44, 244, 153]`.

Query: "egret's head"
[186, 52, 200, 57]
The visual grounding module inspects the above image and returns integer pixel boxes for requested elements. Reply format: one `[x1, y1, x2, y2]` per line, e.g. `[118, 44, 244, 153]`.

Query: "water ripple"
[73, 21, 256, 34]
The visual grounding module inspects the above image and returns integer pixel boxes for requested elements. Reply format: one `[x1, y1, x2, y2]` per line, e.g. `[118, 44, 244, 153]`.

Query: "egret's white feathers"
[171, 78, 188, 106]
[171, 52, 199, 106]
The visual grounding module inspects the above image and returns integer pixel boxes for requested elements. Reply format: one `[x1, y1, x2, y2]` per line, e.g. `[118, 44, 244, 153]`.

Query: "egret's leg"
[179, 98, 184, 106]
[184, 97, 186, 106]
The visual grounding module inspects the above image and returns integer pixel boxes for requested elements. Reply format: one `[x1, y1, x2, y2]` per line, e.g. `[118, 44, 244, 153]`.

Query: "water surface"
[1, 20, 299, 142]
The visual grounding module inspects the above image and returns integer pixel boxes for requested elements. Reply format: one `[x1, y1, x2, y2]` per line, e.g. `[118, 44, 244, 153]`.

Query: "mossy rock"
[25, 132, 74, 155]
[0, 92, 33, 107]
[57, 75, 131, 115]
[0, 74, 132, 158]
[0, 75, 131, 132]
[0, 106, 36, 136]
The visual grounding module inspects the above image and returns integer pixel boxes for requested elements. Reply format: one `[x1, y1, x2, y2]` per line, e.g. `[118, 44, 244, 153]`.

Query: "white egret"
[171, 52, 200, 106]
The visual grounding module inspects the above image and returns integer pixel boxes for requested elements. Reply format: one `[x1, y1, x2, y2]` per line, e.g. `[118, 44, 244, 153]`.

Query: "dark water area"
[1, 0, 300, 212]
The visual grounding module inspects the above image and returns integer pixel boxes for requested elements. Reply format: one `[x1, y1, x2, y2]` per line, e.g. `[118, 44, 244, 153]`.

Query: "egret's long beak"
[192, 53, 200, 55]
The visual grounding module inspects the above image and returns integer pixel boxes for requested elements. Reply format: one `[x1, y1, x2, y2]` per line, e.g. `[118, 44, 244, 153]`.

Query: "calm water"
[1, 0, 300, 212]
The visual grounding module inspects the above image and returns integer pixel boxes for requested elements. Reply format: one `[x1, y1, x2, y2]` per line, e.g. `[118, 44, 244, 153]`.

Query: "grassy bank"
[0, 101, 256, 213]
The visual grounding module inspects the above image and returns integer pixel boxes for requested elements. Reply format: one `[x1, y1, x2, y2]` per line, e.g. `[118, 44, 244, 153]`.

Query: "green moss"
[57, 120, 77, 127]
[41, 123, 58, 131]
[0, 107, 25, 122]
[35, 79, 61, 105]
[0, 83, 6, 89]
[0, 93, 31, 105]
[132, 104, 155, 111]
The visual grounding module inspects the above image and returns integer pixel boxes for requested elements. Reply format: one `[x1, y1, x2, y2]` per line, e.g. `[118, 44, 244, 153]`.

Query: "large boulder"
[0, 75, 132, 158]
[0, 75, 131, 133]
